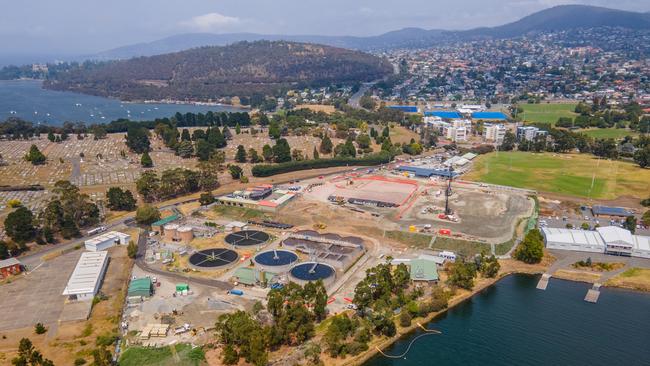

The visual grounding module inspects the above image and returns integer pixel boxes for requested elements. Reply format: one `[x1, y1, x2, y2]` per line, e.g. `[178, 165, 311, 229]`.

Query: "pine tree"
[141, 151, 153, 167]
[235, 145, 247, 163]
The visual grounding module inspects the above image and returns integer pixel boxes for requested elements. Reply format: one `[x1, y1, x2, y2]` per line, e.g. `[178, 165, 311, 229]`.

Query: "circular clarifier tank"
[188, 248, 238, 269]
[254, 249, 298, 272]
[225, 230, 270, 247]
[290, 262, 335, 284]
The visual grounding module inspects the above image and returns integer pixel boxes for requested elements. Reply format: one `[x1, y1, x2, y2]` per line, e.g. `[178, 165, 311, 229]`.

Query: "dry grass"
[605, 268, 650, 292]
[553, 269, 602, 283]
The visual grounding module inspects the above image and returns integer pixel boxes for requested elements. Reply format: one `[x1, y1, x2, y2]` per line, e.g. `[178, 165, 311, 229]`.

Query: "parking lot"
[0, 251, 81, 331]
[540, 206, 650, 236]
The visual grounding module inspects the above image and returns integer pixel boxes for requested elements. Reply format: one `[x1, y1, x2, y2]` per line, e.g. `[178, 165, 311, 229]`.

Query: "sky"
[1, 0, 648, 55]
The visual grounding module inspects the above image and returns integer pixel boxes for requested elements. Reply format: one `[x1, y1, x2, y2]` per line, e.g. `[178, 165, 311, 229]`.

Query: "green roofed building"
[151, 214, 180, 232]
[233, 267, 276, 286]
[128, 277, 153, 298]
[408, 259, 439, 283]
[176, 283, 190, 292]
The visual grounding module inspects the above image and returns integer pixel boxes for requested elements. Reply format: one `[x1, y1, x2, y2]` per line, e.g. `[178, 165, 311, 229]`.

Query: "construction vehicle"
[313, 223, 327, 230]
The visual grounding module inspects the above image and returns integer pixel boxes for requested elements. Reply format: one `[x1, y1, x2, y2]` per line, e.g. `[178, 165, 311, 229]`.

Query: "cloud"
[180, 12, 240, 32]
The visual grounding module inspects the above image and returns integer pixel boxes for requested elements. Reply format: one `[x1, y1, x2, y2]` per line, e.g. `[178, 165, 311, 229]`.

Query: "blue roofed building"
[591, 206, 632, 218]
[396, 166, 458, 178]
[388, 105, 418, 113]
[471, 111, 508, 120]
[424, 111, 461, 119]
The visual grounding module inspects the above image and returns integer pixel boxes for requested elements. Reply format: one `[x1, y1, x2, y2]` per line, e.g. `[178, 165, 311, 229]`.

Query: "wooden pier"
[536, 274, 551, 290]
[584, 283, 601, 303]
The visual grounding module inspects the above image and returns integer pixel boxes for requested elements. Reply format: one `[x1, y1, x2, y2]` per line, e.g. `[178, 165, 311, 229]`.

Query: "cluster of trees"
[154, 124, 228, 161]
[514, 229, 545, 264]
[3, 181, 100, 248]
[556, 101, 650, 133]
[136, 168, 204, 202]
[215, 281, 328, 366]
[11, 338, 54, 366]
[106, 187, 136, 211]
[445, 253, 500, 290]
[251, 151, 391, 177]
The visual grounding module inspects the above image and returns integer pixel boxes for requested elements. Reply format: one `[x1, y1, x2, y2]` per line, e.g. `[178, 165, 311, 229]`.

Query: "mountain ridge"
[93, 5, 650, 60]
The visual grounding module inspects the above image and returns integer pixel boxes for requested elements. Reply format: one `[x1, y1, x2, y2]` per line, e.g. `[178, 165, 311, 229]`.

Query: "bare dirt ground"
[401, 188, 533, 242]
[0, 245, 133, 365]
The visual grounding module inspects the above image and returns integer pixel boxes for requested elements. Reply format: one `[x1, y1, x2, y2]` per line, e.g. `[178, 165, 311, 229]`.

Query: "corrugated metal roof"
[591, 206, 631, 217]
[541, 227, 605, 247]
[151, 214, 180, 227]
[409, 259, 439, 281]
[63, 251, 108, 296]
[596, 226, 634, 246]
[0, 257, 21, 268]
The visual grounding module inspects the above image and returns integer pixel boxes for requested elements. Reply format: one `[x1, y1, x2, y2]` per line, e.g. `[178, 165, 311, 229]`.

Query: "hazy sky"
[1, 0, 648, 55]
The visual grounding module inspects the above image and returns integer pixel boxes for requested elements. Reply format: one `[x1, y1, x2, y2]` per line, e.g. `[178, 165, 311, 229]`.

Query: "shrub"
[399, 311, 412, 327]
[34, 322, 47, 334]
[74, 358, 87, 366]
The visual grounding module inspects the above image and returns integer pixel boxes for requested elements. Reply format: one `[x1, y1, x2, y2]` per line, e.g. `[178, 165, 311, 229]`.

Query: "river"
[0, 80, 242, 125]
[365, 274, 650, 366]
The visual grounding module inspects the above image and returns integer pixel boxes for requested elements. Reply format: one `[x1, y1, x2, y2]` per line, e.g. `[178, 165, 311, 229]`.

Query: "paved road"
[348, 81, 376, 109]
[134, 229, 233, 291]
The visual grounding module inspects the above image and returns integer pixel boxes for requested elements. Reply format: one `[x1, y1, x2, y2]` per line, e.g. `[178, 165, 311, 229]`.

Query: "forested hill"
[44, 41, 392, 101]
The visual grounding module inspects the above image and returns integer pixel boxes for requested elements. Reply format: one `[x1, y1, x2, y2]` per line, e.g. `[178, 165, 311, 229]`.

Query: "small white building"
[84, 231, 131, 252]
[62, 251, 109, 301]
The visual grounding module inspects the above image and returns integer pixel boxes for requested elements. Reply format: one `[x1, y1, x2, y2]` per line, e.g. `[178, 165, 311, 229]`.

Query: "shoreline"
[342, 266, 650, 366]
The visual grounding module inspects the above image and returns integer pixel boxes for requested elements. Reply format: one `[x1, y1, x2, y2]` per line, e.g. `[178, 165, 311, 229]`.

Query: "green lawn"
[212, 205, 269, 220]
[519, 103, 577, 125]
[578, 128, 639, 140]
[119, 344, 205, 366]
[432, 237, 491, 257]
[464, 152, 650, 199]
[385, 230, 433, 248]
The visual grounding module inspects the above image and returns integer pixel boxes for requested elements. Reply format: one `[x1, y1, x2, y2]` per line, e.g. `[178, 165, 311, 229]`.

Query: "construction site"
[303, 169, 534, 244]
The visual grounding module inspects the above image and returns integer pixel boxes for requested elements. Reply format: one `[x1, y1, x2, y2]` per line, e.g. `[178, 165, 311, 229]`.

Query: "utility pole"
[444, 166, 454, 216]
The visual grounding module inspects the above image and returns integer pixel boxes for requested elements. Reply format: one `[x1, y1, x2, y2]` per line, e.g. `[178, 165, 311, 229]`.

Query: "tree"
[47, 131, 55, 142]
[140, 151, 153, 167]
[127, 240, 138, 259]
[356, 134, 371, 149]
[228, 165, 244, 179]
[478, 254, 500, 278]
[4, 207, 36, 244]
[262, 144, 273, 162]
[623, 216, 637, 234]
[313, 147, 319, 160]
[500, 131, 516, 151]
[641, 211, 650, 227]
[24, 145, 46, 165]
[177, 140, 194, 158]
[399, 311, 412, 327]
[235, 145, 247, 163]
[447, 261, 477, 290]
[91, 347, 113, 366]
[197, 151, 223, 190]
[199, 192, 215, 206]
[106, 187, 136, 211]
[319, 135, 333, 154]
[125, 126, 150, 153]
[269, 120, 281, 139]
[273, 138, 292, 163]
[248, 148, 261, 163]
[514, 229, 545, 264]
[135, 204, 160, 225]
[633, 146, 650, 168]
[181, 128, 191, 141]
[235, 123, 241, 134]
[136, 170, 160, 202]
[12, 338, 54, 366]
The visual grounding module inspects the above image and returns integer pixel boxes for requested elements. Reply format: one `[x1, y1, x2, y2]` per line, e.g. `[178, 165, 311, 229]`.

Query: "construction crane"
[444, 166, 455, 216]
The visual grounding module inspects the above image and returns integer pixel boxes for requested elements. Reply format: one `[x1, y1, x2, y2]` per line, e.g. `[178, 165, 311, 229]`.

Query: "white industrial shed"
[62, 251, 109, 301]
[541, 227, 605, 253]
[542, 227, 650, 258]
[85, 231, 130, 251]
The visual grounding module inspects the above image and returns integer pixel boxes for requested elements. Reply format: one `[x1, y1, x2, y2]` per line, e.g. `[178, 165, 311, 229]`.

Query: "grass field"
[578, 128, 639, 140]
[519, 103, 577, 125]
[119, 344, 205, 366]
[385, 230, 433, 248]
[465, 152, 650, 199]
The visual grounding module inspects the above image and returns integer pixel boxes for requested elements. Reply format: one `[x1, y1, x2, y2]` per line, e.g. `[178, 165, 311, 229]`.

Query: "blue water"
[366, 274, 650, 366]
[0, 80, 242, 125]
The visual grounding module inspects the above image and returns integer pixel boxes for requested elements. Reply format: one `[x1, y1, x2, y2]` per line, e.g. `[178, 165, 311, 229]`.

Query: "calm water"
[0, 80, 242, 125]
[366, 275, 650, 366]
